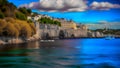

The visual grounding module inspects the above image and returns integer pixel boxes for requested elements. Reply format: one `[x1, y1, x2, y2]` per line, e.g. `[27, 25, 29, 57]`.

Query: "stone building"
[59, 19, 77, 29]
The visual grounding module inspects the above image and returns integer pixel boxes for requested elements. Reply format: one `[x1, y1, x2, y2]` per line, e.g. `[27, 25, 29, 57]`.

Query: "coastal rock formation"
[39, 24, 88, 39]
[87, 31, 104, 38]
[8, 38, 23, 44]
[39, 24, 59, 39]
[95, 31, 104, 37]
[60, 29, 88, 38]
[0, 40, 5, 45]
[0, 37, 24, 45]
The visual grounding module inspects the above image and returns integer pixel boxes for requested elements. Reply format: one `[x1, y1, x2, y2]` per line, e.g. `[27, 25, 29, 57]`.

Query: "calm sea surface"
[0, 39, 120, 68]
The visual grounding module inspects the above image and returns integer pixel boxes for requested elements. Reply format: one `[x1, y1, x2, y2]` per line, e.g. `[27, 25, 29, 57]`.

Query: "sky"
[8, 0, 120, 24]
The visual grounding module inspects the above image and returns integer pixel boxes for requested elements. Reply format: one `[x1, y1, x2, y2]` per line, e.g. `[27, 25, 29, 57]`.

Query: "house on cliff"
[59, 19, 77, 30]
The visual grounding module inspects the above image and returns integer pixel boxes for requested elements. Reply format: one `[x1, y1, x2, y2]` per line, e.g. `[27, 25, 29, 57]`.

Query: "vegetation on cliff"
[0, 18, 36, 38]
[0, 0, 36, 38]
[38, 17, 61, 26]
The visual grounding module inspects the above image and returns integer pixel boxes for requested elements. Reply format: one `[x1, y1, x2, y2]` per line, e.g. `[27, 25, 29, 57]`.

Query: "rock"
[8, 38, 23, 44]
[0, 40, 5, 45]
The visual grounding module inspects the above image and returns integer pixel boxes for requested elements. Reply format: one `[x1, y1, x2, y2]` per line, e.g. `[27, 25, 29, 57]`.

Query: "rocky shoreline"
[0, 31, 104, 45]
[0, 34, 40, 45]
[0, 23, 105, 45]
[1, 36, 120, 45]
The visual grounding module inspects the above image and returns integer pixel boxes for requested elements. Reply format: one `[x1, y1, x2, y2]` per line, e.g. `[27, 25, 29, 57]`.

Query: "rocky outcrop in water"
[0, 37, 24, 45]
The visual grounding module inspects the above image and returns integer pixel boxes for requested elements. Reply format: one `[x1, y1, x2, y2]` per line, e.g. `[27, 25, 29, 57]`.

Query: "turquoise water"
[0, 39, 120, 68]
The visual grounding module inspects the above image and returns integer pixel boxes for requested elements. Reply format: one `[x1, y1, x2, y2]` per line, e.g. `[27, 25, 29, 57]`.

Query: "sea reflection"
[0, 39, 120, 68]
[26, 41, 40, 49]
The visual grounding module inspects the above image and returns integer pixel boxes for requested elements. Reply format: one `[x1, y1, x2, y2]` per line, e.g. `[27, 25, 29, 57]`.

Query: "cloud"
[90, 1, 120, 10]
[19, 0, 120, 12]
[19, 0, 88, 12]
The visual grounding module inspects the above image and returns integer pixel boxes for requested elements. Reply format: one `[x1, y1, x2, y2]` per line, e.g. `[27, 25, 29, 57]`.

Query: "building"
[81, 25, 88, 30]
[60, 20, 77, 29]
[27, 15, 42, 21]
[77, 24, 88, 30]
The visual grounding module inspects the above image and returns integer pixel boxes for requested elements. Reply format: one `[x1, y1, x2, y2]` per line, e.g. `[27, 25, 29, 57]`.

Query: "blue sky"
[8, 0, 120, 24]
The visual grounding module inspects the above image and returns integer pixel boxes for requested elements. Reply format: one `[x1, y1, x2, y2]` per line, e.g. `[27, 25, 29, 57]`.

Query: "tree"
[0, 19, 7, 35]
[15, 19, 35, 38]
[0, 0, 8, 6]
[18, 7, 28, 15]
[20, 24, 32, 38]
[27, 9, 31, 14]
[0, 11, 5, 19]
[15, 12, 27, 20]
[3, 22, 19, 37]
[58, 22, 61, 26]
[1, 7, 7, 12]
[18, 7, 32, 16]
[38, 17, 61, 26]
[27, 19, 33, 23]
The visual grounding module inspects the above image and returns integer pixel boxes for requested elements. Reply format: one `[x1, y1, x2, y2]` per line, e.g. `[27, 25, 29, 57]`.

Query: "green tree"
[15, 12, 27, 20]
[27, 9, 31, 14]
[38, 17, 61, 26]
[0, 11, 5, 19]
[0, 0, 8, 5]
[18, 7, 28, 15]
[1, 7, 7, 12]
[27, 19, 33, 23]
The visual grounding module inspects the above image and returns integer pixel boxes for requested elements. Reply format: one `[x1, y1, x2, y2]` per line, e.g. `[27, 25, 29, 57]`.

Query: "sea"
[0, 38, 120, 68]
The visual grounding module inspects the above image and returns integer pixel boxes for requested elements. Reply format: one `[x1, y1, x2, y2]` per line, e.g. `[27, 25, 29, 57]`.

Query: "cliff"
[0, 0, 37, 45]
[38, 24, 88, 39]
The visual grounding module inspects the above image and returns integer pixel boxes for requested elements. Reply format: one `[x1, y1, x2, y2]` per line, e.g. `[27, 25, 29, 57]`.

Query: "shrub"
[29, 23, 36, 35]
[0, 19, 7, 29]
[27, 19, 33, 23]
[15, 19, 35, 38]
[5, 17, 15, 23]
[4, 22, 19, 37]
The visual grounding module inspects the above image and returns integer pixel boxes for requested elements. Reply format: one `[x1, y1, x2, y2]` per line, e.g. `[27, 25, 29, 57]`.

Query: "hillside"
[0, 0, 31, 20]
[0, 0, 36, 38]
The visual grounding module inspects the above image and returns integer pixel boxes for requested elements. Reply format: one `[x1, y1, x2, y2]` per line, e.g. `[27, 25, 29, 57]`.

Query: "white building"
[27, 15, 42, 21]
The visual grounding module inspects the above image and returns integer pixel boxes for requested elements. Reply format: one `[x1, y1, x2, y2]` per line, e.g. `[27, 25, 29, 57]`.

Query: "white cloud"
[19, 0, 120, 12]
[90, 1, 120, 10]
[19, 0, 88, 12]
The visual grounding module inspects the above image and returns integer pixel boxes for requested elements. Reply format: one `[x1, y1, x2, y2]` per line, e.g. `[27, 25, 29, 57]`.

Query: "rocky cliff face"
[39, 24, 59, 39]
[30, 23, 103, 39]
[38, 24, 88, 39]
[87, 31, 104, 38]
